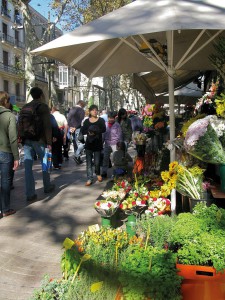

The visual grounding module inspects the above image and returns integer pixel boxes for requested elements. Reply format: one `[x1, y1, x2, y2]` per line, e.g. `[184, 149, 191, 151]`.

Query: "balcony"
[14, 39, 25, 49]
[1, 6, 11, 19]
[14, 14, 23, 25]
[0, 62, 25, 77]
[1, 33, 24, 49]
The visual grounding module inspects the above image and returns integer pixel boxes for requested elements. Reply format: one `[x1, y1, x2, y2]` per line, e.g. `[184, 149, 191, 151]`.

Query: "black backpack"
[18, 101, 43, 142]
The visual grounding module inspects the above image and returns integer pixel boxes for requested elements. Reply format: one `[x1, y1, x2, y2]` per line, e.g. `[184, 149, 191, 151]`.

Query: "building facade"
[0, 0, 25, 105]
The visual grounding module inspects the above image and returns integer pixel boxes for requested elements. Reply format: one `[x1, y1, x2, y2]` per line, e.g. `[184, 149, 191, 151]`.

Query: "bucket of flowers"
[94, 198, 120, 227]
[161, 161, 211, 212]
[119, 194, 148, 237]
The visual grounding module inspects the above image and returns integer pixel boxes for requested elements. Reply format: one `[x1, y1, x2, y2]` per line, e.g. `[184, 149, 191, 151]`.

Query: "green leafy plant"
[118, 244, 182, 300]
[169, 203, 225, 272]
[136, 214, 176, 249]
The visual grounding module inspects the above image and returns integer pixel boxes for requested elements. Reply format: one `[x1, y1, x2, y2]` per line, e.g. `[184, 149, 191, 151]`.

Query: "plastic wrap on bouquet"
[101, 189, 126, 201]
[184, 116, 225, 164]
[94, 200, 119, 217]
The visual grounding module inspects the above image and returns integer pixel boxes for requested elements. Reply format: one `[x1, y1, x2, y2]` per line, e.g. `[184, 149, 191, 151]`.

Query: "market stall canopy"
[31, 0, 225, 78]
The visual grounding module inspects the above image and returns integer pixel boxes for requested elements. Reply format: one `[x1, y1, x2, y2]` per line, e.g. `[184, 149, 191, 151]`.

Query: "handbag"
[78, 131, 85, 143]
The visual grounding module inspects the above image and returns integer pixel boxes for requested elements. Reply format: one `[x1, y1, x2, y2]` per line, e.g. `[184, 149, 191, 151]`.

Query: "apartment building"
[0, 0, 25, 106]
[0, 0, 80, 108]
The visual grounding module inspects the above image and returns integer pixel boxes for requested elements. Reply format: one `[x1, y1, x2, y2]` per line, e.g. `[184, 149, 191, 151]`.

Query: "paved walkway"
[0, 150, 114, 300]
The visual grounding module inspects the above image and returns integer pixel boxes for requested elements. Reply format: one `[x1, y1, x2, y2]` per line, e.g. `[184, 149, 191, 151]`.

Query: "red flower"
[132, 201, 136, 206]
[107, 203, 112, 208]
[158, 211, 163, 215]
[141, 200, 146, 205]
[153, 197, 157, 201]
[165, 199, 171, 205]
[96, 201, 101, 206]
[119, 204, 123, 209]
[121, 182, 125, 188]
[134, 192, 139, 197]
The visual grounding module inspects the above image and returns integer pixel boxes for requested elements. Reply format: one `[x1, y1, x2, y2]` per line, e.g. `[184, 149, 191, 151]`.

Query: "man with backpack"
[18, 87, 55, 201]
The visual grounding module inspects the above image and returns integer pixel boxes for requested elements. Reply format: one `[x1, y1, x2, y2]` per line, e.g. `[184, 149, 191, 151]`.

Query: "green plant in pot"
[168, 203, 225, 272]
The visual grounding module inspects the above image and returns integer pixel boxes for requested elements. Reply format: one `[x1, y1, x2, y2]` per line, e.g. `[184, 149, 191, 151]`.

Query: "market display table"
[210, 184, 225, 199]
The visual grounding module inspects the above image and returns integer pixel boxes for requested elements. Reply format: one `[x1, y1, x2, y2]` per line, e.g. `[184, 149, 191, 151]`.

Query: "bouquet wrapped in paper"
[184, 115, 225, 164]
[101, 189, 126, 201]
[145, 197, 171, 217]
[94, 199, 119, 217]
[119, 196, 147, 216]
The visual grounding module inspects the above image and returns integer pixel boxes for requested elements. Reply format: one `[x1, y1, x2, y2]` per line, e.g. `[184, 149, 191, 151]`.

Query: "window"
[4, 80, 9, 92]
[59, 66, 68, 86]
[15, 30, 19, 45]
[15, 83, 20, 97]
[3, 50, 8, 65]
[2, 23, 7, 35]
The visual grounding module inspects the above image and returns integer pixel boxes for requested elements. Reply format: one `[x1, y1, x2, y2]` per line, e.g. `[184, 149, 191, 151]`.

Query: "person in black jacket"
[81, 105, 106, 186]
[67, 100, 86, 164]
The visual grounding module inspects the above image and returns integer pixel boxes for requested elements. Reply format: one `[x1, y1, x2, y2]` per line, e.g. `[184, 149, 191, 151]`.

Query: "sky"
[29, 0, 54, 22]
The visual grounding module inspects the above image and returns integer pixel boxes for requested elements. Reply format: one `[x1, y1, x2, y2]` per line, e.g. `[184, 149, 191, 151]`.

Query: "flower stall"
[31, 79, 225, 300]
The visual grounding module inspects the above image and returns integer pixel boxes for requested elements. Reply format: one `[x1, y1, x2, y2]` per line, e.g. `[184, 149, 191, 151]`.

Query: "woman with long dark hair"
[81, 105, 106, 186]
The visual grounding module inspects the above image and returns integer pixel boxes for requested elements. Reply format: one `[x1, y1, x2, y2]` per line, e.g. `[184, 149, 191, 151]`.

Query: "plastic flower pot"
[126, 214, 136, 237]
[101, 216, 111, 227]
[177, 264, 225, 300]
[219, 164, 225, 193]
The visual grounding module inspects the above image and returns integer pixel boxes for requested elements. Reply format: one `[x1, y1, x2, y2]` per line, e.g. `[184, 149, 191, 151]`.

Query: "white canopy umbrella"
[31, 0, 225, 168]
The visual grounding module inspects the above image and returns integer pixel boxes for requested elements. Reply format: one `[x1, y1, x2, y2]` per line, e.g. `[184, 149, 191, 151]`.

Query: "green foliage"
[169, 203, 225, 271]
[67, 269, 119, 300]
[119, 245, 182, 300]
[136, 215, 176, 249]
[61, 246, 82, 279]
[31, 275, 70, 300]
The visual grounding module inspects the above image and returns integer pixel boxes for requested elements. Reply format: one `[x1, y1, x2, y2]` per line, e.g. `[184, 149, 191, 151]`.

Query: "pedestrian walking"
[117, 108, 133, 150]
[67, 100, 86, 164]
[18, 87, 55, 201]
[51, 106, 68, 169]
[101, 111, 122, 179]
[80, 105, 106, 186]
[0, 91, 19, 217]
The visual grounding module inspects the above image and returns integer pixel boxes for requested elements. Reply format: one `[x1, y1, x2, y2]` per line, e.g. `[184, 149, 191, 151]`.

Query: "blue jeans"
[72, 129, 85, 158]
[24, 140, 51, 197]
[0, 151, 14, 212]
[86, 149, 101, 181]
